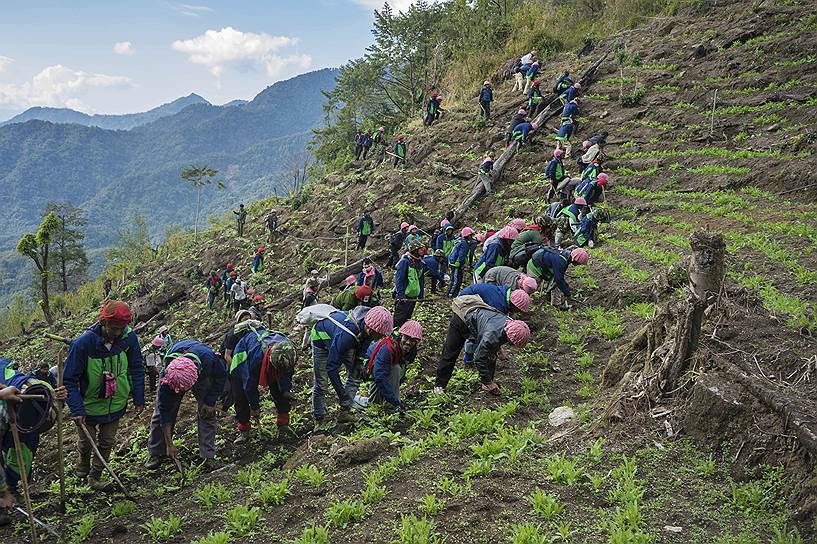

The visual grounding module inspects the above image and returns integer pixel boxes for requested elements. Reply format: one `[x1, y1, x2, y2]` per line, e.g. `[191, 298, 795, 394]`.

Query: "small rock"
[766, 124, 780, 132]
[331, 436, 390, 465]
[548, 406, 576, 427]
[599, 110, 609, 119]
[663, 525, 683, 533]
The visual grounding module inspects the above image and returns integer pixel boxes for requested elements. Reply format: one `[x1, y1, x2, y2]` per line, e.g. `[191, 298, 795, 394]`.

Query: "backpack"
[258, 331, 297, 387]
[294, 304, 361, 339]
[553, 76, 573, 94]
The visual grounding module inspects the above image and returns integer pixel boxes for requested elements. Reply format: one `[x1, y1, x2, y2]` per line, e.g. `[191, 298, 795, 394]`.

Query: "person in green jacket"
[356, 211, 375, 250]
[332, 285, 375, 311]
[509, 216, 556, 268]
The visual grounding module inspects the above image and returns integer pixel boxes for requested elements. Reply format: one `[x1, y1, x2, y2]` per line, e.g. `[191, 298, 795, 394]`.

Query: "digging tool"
[17, 394, 47, 401]
[77, 421, 136, 501]
[13, 507, 62, 540]
[8, 408, 38, 543]
[56, 347, 66, 513]
[43, 333, 71, 345]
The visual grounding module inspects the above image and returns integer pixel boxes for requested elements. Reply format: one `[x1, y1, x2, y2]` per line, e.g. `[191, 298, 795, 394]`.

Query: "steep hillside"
[1, 2, 816, 543]
[0, 94, 211, 130]
[0, 68, 338, 307]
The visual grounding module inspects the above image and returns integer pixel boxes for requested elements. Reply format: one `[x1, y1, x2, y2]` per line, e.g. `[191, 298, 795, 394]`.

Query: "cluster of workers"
[0, 49, 615, 525]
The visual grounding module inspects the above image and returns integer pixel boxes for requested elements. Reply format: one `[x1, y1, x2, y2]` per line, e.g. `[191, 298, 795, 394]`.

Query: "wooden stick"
[77, 421, 136, 501]
[56, 347, 66, 513]
[9, 410, 38, 544]
[17, 394, 47, 401]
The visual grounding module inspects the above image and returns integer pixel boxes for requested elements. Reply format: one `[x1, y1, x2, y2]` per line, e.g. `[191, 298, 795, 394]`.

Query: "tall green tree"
[16, 212, 60, 324]
[180, 165, 224, 240]
[45, 201, 90, 293]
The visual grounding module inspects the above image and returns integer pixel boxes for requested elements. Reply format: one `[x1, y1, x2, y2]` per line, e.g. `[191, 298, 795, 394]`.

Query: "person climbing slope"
[423, 249, 448, 294]
[233, 204, 248, 237]
[266, 209, 279, 243]
[574, 208, 610, 248]
[555, 99, 579, 156]
[527, 80, 545, 117]
[251, 247, 265, 274]
[448, 227, 474, 297]
[545, 149, 567, 200]
[505, 108, 528, 146]
[393, 135, 408, 167]
[555, 197, 586, 247]
[387, 223, 410, 268]
[145, 339, 227, 469]
[512, 121, 538, 146]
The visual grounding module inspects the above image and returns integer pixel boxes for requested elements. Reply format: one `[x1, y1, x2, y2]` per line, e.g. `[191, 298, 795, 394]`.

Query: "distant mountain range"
[0, 68, 338, 306]
[0, 93, 211, 130]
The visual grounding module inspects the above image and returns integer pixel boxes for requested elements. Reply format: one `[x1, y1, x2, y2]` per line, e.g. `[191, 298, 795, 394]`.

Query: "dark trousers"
[480, 101, 491, 120]
[357, 234, 368, 249]
[362, 146, 371, 159]
[355, 145, 364, 160]
[237, 222, 245, 237]
[387, 245, 401, 267]
[393, 299, 417, 327]
[435, 314, 497, 388]
[448, 266, 464, 297]
[146, 366, 158, 394]
[207, 291, 217, 310]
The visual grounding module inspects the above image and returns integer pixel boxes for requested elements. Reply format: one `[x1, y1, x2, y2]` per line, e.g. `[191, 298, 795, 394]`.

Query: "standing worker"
[234, 204, 248, 237]
[63, 300, 145, 490]
[394, 240, 427, 327]
[387, 223, 410, 268]
[479, 80, 493, 120]
[266, 209, 279, 243]
[251, 247, 265, 274]
[393, 135, 408, 167]
[356, 211, 375, 250]
[447, 227, 474, 297]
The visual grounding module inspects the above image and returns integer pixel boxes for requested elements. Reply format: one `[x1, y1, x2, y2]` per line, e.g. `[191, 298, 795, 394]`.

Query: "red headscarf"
[99, 300, 132, 327]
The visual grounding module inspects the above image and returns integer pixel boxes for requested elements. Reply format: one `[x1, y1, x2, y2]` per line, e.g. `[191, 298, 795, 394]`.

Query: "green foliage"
[111, 500, 136, 517]
[193, 531, 231, 544]
[393, 515, 440, 544]
[197, 482, 232, 508]
[292, 526, 331, 544]
[545, 453, 584, 485]
[258, 478, 292, 506]
[70, 513, 97, 543]
[628, 302, 656, 319]
[419, 494, 446, 516]
[294, 464, 326, 487]
[620, 86, 647, 107]
[510, 522, 551, 544]
[584, 306, 625, 340]
[528, 489, 564, 521]
[235, 465, 263, 489]
[44, 201, 89, 293]
[324, 499, 366, 528]
[224, 504, 261, 536]
[142, 514, 182, 542]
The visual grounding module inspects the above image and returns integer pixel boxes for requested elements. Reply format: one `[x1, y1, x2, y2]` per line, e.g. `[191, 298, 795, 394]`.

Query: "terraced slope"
[1, 1, 816, 543]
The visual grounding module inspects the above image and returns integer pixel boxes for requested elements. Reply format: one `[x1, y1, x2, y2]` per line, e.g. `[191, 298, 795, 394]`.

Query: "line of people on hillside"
[353, 128, 408, 167]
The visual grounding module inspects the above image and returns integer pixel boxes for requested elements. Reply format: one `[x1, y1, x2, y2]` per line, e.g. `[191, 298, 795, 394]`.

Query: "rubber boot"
[144, 455, 163, 470]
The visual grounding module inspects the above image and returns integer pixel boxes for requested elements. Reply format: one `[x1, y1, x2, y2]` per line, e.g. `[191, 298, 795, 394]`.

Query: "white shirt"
[520, 53, 533, 65]
[231, 281, 247, 300]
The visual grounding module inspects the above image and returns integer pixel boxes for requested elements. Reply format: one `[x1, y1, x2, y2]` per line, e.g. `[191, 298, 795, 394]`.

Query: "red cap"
[99, 300, 132, 327]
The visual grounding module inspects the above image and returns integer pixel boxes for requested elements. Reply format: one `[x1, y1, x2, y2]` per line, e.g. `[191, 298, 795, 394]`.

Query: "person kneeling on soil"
[354, 320, 423, 413]
[555, 197, 586, 247]
[526, 247, 589, 309]
[311, 306, 394, 425]
[230, 324, 298, 442]
[145, 339, 227, 469]
[434, 297, 530, 396]
[0, 358, 65, 521]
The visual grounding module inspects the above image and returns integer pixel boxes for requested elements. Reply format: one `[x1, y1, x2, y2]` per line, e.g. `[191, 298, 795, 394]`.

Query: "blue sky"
[0, 0, 412, 119]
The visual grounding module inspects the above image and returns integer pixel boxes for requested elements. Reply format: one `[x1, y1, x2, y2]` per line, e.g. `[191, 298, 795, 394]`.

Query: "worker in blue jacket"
[230, 325, 296, 440]
[357, 258, 384, 291]
[555, 99, 579, 156]
[447, 227, 474, 297]
[435, 224, 457, 258]
[393, 135, 408, 167]
[474, 226, 518, 280]
[559, 82, 581, 104]
[576, 173, 608, 206]
[526, 248, 589, 307]
[63, 300, 145, 489]
[424, 93, 443, 126]
[356, 211, 375, 250]
[0, 358, 65, 506]
[574, 209, 610, 248]
[505, 108, 527, 146]
[523, 62, 540, 93]
[358, 320, 422, 413]
[553, 72, 574, 94]
[423, 249, 447, 294]
[310, 306, 393, 424]
[145, 339, 227, 468]
[479, 81, 493, 120]
[460, 284, 524, 316]
[512, 121, 538, 146]
[394, 241, 426, 326]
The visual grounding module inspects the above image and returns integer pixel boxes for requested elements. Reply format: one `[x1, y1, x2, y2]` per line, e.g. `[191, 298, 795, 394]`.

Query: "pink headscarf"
[162, 356, 199, 393]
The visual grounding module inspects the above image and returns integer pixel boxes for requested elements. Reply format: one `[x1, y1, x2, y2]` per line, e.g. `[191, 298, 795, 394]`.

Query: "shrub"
[620, 86, 646, 107]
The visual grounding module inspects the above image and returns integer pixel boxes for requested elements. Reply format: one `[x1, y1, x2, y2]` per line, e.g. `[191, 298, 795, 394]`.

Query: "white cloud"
[113, 41, 135, 55]
[0, 55, 12, 72]
[171, 27, 312, 77]
[0, 65, 132, 111]
[171, 3, 214, 17]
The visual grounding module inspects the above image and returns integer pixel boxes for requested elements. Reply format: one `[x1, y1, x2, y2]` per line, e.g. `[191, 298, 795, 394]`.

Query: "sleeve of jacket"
[127, 332, 146, 405]
[395, 258, 408, 299]
[481, 243, 500, 274]
[356, 271, 365, 286]
[552, 259, 572, 298]
[356, 217, 364, 233]
[418, 263, 426, 299]
[157, 383, 180, 426]
[278, 369, 294, 394]
[62, 337, 88, 417]
[203, 353, 227, 407]
[474, 322, 506, 384]
[372, 349, 400, 408]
